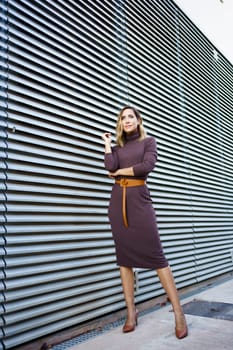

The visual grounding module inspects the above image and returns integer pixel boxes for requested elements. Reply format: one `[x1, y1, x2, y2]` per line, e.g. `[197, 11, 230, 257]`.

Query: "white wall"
[175, 0, 233, 64]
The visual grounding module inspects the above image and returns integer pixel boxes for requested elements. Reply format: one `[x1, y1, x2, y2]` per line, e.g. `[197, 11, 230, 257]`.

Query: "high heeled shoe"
[122, 309, 139, 333]
[175, 312, 188, 339]
[175, 325, 188, 339]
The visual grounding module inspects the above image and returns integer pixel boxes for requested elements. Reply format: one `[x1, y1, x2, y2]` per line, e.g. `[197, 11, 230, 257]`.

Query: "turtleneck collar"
[125, 130, 140, 142]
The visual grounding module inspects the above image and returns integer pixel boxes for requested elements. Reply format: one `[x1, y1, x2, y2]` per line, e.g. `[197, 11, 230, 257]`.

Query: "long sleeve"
[104, 147, 119, 172]
[133, 137, 157, 177]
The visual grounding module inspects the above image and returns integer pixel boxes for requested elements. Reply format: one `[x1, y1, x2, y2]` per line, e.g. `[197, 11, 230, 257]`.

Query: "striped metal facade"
[0, 0, 232, 348]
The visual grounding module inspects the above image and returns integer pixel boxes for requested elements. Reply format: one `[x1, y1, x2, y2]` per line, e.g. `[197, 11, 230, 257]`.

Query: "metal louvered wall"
[0, 0, 232, 348]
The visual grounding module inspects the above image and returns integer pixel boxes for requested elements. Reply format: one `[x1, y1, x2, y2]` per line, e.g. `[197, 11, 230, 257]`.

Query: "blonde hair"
[116, 106, 147, 147]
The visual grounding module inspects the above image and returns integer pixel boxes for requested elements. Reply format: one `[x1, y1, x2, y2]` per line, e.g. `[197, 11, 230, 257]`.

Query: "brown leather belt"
[115, 178, 146, 228]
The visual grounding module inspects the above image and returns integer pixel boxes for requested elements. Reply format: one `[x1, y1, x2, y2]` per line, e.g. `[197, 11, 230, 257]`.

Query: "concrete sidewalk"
[53, 276, 233, 350]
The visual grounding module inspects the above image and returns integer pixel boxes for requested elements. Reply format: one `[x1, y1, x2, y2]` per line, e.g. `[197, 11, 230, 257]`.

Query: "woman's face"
[120, 108, 139, 134]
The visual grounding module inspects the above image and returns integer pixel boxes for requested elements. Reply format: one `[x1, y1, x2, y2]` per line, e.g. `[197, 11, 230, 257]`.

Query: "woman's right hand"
[101, 132, 112, 143]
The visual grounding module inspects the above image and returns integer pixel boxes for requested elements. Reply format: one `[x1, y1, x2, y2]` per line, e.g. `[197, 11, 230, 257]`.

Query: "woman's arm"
[107, 137, 157, 178]
[109, 167, 134, 178]
[102, 132, 112, 154]
[132, 137, 157, 176]
[102, 132, 119, 171]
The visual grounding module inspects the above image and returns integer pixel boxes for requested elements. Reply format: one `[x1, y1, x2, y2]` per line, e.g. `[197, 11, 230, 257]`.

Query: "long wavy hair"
[116, 106, 147, 147]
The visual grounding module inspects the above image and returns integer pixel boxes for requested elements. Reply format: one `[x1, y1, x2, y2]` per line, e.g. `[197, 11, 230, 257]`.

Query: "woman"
[102, 106, 188, 339]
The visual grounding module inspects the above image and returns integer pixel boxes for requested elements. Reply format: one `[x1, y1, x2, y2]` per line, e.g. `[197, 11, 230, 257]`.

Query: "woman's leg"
[156, 266, 188, 337]
[120, 266, 137, 329]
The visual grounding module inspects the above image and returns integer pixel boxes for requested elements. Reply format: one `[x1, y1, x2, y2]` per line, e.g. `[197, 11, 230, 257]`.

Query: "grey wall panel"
[0, 0, 233, 348]
[1, 1, 9, 349]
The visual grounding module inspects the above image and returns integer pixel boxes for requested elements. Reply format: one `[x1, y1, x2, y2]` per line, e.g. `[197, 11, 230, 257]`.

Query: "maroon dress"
[104, 132, 168, 269]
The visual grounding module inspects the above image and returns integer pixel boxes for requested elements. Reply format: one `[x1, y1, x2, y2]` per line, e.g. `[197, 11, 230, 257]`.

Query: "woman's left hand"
[108, 167, 134, 178]
[108, 170, 120, 178]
